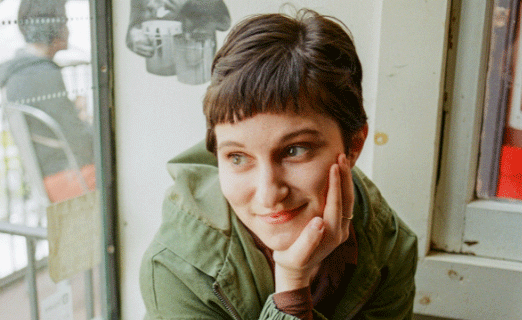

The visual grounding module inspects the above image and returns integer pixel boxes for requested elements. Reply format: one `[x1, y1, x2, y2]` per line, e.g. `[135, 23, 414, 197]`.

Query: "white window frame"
[431, 0, 522, 263]
[371, 0, 522, 319]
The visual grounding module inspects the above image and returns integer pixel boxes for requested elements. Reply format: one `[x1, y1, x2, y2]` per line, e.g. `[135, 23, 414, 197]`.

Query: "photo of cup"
[142, 20, 182, 76]
[173, 32, 215, 85]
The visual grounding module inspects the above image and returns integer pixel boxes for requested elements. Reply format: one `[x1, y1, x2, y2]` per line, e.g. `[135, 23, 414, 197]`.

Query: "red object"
[43, 164, 96, 203]
[496, 145, 522, 200]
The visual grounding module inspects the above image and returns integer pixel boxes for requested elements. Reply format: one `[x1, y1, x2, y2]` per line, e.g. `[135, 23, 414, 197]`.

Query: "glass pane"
[497, 3, 522, 200]
[0, 0, 105, 319]
[476, 0, 522, 201]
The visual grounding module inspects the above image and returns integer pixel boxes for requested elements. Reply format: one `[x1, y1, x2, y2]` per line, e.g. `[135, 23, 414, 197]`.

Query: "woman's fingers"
[289, 216, 324, 263]
[272, 153, 356, 292]
[340, 154, 354, 221]
[273, 217, 325, 292]
[323, 154, 352, 242]
[323, 161, 342, 230]
[337, 154, 353, 244]
[273, 217, 324, 267]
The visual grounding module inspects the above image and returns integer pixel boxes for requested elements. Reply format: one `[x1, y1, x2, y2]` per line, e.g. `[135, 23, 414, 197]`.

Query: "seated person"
[140, 9, 418, 320]
[0, 0, 95, 203]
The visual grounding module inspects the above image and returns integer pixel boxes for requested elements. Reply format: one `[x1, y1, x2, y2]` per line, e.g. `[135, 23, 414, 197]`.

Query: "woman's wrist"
[274, 264, 319, 293]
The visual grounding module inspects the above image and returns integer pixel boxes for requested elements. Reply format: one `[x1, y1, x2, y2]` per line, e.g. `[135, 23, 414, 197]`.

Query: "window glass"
[477, 0, 522, 201]
[497, 3, 522, 200]
[0, 0, 109, 319]
[432, 0, 522, 263]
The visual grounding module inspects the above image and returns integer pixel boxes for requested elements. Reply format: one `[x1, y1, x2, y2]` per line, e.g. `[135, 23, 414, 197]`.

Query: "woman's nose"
[255, 164, 289, 208]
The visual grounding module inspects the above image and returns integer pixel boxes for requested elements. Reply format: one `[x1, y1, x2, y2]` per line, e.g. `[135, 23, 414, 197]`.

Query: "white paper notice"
[47, 190, 101, 282]
[41, 281, 74, 320]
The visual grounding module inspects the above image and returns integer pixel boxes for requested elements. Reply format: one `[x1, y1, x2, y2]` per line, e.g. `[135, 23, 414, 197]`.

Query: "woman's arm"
[273, 153, 354, 293]
[269, 154, 355, 320]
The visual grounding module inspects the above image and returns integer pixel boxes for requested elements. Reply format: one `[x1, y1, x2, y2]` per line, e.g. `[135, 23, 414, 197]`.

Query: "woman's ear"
[348, 123, 368, 168]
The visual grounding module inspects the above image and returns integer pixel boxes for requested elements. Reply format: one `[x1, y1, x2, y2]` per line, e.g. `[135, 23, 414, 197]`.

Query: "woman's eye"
[229, 154, 246, 166]
[286, 145, 308, 157]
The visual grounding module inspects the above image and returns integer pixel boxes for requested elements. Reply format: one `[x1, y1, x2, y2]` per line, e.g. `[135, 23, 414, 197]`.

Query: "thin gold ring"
[341, 215, 354, 220]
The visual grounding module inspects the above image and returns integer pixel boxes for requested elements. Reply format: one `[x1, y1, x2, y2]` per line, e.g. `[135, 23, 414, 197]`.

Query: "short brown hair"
[203, 9, 367, 153]
[18, 0, 68, 45]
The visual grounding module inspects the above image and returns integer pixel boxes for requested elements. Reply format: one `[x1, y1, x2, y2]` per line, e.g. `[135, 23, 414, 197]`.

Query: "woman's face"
[215, 111, 345, 251]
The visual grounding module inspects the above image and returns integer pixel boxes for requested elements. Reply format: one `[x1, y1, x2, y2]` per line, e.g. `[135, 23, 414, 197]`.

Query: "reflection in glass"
[1, 0, 95, 202]
[477, 1, 522, 201]
[497, 3, 522, 200]
[0, 0, 102, 319]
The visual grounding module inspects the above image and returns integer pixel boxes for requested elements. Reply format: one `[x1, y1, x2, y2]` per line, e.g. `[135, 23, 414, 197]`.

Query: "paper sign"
[41, 281, 74, 320]
[47, 190, 101, 282]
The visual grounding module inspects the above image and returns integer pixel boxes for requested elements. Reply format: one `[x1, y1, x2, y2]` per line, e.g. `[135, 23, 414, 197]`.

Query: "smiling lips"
[259, 204, 307, 224]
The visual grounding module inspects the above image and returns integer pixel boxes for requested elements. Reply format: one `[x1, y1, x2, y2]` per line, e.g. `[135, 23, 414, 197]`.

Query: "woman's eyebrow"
[280, 129, 322, 143]
[217, 129, 322, 151]
[217, 141, 244, 151]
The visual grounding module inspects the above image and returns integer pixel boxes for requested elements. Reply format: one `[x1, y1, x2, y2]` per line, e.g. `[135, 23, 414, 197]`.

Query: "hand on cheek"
[272, 154, 354, 292]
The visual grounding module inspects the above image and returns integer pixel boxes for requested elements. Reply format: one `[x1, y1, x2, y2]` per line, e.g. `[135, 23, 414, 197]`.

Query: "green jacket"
[140, 142, 417, 320]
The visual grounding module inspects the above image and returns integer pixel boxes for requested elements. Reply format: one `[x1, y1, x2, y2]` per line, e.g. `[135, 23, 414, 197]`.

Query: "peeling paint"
[374, 132, 389, 146]
[448, 269, 464, 281]
[464, 240, 479, 246]
[419, 296, 431, 305]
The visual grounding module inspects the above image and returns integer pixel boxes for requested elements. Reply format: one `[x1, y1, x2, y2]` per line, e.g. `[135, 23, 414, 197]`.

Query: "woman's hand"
[272, 153, 354, 292]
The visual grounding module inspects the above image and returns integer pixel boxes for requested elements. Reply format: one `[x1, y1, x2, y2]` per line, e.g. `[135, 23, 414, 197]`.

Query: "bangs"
[203, 10, 366, 153]
[204, 37, 312, 126]
[203, 49, 361, 130]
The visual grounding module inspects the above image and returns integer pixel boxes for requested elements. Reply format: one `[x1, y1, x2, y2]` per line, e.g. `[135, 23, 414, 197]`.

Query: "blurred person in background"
[0, 0, 95, 203]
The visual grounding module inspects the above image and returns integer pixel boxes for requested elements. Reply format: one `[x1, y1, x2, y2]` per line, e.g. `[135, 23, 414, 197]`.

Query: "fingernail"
[311, 217, 324, 230]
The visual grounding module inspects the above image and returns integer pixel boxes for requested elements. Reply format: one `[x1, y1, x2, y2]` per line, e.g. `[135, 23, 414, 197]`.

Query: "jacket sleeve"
[354, 221, 418, 320]
[259, 295, 330, 320]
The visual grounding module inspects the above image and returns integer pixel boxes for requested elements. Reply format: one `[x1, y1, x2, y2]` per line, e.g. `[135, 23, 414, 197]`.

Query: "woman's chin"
[263, 234, 298, 252]
[260, 219, 312, 251]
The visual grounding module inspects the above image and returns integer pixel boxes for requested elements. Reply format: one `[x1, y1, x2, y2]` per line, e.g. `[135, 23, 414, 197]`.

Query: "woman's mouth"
[259, 204, 307, 224]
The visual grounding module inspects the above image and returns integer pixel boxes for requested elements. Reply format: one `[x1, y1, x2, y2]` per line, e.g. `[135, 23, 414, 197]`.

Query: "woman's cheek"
[219, 169, 250, 207]
[218, 168, 236, 204]
[294, 160, 332, 205]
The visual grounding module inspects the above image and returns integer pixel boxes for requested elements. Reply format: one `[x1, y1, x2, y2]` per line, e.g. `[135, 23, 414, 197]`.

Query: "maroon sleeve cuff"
[273, 287, 313, 320]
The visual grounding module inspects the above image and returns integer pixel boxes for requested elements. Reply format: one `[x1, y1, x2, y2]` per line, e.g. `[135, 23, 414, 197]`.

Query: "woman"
[140, 9, 417, 320]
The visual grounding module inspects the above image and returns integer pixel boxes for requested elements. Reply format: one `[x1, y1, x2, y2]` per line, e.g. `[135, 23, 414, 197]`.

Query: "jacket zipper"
[213, 282, 243, 320]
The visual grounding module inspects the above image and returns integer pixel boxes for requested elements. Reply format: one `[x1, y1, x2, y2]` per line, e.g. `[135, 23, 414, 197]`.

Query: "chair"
[1, 98, 89, 209]
[0, 88, 95, 320]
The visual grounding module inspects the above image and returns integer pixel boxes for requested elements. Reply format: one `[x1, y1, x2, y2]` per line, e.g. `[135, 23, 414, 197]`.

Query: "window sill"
[415, 252, 522, 319]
